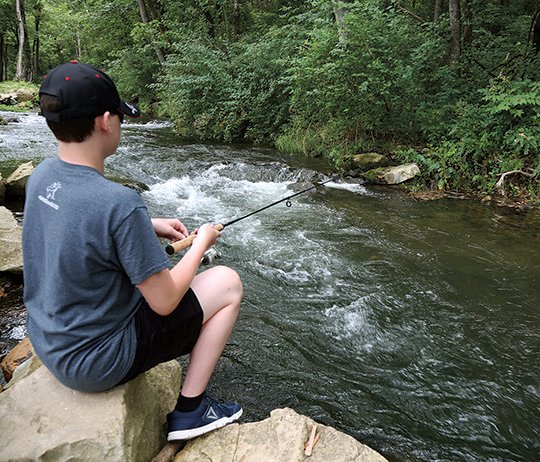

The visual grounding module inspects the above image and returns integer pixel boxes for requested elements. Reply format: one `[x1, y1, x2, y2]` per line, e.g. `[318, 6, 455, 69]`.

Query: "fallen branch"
[395, 4, 427, 23]
[304, 424, 320, 457]
[495, 169, 537, 194]
[151, 441, 185, 462]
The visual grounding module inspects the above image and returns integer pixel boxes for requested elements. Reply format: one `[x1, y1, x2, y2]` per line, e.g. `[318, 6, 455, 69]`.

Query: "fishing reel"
[201, 247, 222, 265]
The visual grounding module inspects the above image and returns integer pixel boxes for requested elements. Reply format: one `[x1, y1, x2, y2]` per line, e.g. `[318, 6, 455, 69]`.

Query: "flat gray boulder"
[174, 407, 388, 462]
[0, 206, 23, 273]
[362, 163, 420, 185]
[0, 356, 181, 461]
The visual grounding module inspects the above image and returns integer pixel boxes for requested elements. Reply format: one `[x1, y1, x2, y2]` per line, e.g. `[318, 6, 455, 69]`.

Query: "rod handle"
[165, 224, 224, 255]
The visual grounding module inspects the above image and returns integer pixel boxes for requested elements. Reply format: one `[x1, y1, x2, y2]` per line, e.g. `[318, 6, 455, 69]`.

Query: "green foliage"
[0, 81, 38, 93]
[155, 24, 300, 142]
[154, 37, 233, 139]
[293, 4, 426, 134]
[1, 0, 538, 203]
[395, 77, 540, 196]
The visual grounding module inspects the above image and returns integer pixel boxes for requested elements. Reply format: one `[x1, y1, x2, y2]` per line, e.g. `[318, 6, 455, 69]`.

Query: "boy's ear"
[95, 112, 113, 134]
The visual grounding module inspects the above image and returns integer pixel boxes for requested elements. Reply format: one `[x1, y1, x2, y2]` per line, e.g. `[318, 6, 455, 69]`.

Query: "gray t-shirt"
[23, 158, 169, 392]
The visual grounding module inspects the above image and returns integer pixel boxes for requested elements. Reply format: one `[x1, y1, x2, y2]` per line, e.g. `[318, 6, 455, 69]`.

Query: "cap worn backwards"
[39, 60, 141, 122]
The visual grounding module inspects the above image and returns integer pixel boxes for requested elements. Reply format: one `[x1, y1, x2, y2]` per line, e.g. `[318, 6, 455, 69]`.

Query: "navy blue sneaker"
[167, 395, 243, 441]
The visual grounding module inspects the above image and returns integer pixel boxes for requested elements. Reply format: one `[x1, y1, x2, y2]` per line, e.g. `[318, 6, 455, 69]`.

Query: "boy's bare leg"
[180, 265, 242, 397]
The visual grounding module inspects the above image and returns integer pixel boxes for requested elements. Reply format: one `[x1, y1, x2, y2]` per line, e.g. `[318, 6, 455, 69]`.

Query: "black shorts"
[116, 288, 203, 386]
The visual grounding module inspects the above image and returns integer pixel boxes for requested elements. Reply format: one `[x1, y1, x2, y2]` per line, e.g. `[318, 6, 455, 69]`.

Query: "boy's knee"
[216, 265, 243, 303]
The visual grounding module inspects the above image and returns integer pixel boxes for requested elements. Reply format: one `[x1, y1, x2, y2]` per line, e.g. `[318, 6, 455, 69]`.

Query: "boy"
[22, 61, 243, 441]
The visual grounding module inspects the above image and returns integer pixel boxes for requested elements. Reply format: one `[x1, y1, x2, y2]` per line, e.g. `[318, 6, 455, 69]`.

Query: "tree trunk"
[332, 2, 348, 43]
[15, 0, 27, 80]
[145, 0, 166, 34]
[463, 0, 472, 45]
[232, 0, 241, 36]
[32, 3, 42, 77]
[137, 0, 165, 64]
[448, 0, 461, 66]
[533, 10, 540, 54]
[76, 30, 82, 59]
[434, 0, 442, 23]
[0, 33, 5, 81]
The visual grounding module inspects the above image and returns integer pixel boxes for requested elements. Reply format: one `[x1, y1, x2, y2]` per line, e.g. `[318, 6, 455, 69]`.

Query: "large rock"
[16, 88, 37, 103]
[0, 337, 33, 383]
[0, 172, 5, 204]
[0, 356, 181, 461]
[351, 153, 389, 172]
[0, 93, 18, 106]
[0, 206, 23, 273]
[362, 163, 420, 185]
[174, 407, 387, 462]
[5, 161, 34, 198]
[0, 89, 36, 105]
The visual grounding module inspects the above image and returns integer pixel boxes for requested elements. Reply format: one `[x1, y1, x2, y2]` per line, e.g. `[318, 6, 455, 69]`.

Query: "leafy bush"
[154, 37, 232, 139]
[396, 77, 540, 197]
[155, 24, 300, 142]
[278, 3, 441, 164]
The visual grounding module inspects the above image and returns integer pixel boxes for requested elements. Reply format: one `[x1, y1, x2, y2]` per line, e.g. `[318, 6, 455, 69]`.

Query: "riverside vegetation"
[2, 0, 539, 205]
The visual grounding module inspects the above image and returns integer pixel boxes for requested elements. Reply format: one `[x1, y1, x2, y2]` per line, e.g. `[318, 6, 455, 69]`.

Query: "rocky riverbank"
[0, 84, 38, 115]
[0, 345, 388, 462]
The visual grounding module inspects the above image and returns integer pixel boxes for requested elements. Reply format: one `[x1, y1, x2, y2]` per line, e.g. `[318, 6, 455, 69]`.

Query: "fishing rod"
[165, 178, 333, 255]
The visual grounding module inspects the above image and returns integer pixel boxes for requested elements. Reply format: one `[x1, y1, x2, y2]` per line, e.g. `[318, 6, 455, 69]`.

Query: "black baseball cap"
[39, 60, 141, 122]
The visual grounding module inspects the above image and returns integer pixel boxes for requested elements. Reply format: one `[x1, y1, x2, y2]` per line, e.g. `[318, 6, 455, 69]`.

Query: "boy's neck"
[57, 112, 119, 174]
[58, 142, 107, 174]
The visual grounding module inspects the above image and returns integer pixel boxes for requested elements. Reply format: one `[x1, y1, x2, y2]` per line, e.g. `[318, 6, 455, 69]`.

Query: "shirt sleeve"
[112, 206, 170, 285]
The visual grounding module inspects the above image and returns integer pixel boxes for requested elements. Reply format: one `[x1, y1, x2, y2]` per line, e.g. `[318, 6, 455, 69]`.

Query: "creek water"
[1, 112, 539, 461]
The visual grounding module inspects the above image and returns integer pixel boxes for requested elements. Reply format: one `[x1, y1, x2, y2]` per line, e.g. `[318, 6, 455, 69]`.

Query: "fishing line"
[165, 178, 333, 255]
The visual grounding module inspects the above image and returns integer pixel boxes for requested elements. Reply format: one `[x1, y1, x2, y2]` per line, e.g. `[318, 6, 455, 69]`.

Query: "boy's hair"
[40, 94, 96, 143]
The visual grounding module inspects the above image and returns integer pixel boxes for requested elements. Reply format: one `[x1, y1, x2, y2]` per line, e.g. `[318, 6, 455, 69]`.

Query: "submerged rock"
[105, 174, 150, 194]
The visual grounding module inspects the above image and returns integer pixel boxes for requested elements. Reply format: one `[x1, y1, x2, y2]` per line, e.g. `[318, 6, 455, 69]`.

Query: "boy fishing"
[22, 61, 243, 441]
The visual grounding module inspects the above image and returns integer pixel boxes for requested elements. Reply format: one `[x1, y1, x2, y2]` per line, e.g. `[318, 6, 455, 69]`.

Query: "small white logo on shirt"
[38, 182, 62, 210]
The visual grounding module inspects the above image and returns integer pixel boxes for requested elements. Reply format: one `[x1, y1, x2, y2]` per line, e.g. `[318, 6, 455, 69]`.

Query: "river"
[1, 111, 539, 461]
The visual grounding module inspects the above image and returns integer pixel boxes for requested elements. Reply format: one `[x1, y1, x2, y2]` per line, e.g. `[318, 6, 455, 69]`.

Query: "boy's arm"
[137, 224, 220, 316]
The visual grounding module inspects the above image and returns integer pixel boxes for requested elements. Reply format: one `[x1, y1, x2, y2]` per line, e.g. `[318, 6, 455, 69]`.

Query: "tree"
[32, 0, 43, 76]
[433, 0, 442, 23]
[448, 0, 460, 66]
[15, 0, 32, 80]
[532, 9, 540, 53]
[463, 0, 472, 45]
[136, 0, 165, 64]
[332, 1, 349, 43]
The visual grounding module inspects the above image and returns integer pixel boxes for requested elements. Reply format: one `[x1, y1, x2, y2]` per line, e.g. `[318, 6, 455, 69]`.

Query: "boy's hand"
[192, 223, 221, 250]
[151, 218, 189, 242]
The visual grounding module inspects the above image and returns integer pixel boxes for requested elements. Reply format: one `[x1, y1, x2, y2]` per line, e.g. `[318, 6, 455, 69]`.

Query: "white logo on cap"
[125, 102, 138, 115]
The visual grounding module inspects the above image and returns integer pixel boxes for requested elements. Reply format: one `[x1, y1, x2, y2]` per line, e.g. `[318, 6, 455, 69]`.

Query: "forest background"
[2, 0, 539, 204]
